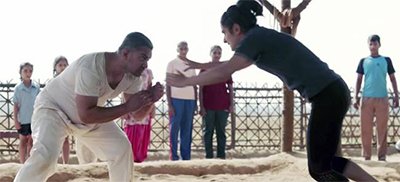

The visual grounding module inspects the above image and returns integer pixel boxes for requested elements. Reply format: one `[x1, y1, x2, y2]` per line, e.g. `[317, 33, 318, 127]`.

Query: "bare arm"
[199, 85, 205, 116]
[389, 73, 399, 107]
[76, 95, 129, 124]
[196, 61, 226, 70]
[166, 85, 173, 107]
[228, 83, 234, 113]
[124, 93, 154, 120]
[166, 85, 175, 117]
[188, 55, 251, 86]
[147, 78, 153, 90]
[13, 103, 21, 129]
[199, 86, 204, 109]
[194, 85, 198, 113]
[194, 85, 198, 102]
[167, 55, 253, 87]
[150, 104, 156, 117]
[183, 58, 227, 70]
[353, 74, 363, 109]
[123, 81, 163, 121]
[76, 91, 152, 124]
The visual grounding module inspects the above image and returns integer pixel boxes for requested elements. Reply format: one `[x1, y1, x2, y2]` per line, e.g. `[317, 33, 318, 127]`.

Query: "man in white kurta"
[14, 32, 163, 182]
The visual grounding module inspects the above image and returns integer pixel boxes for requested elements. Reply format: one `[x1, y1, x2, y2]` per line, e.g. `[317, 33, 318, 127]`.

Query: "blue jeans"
[169, 98, 196, 160]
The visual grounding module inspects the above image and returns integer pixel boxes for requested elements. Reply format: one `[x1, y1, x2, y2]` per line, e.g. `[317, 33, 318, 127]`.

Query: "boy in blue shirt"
[354, 34, 399, 161]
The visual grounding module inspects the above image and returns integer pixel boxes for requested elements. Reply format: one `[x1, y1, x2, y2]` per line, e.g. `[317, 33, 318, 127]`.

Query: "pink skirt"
[124, 116, 151, 163]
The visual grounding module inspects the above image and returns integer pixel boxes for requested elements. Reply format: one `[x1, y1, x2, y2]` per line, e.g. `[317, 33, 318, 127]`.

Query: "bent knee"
[27, 150, 58, 174]
[309, 169, 349, 181]
[332, 157, 349, 174]
[111, 138, 132, 156]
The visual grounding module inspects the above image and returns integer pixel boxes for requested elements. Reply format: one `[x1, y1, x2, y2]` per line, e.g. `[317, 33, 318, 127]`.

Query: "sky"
[0, 0, 400, 90]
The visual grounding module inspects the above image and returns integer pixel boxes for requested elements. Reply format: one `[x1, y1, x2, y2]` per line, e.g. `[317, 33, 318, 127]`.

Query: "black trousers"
[307, 78, 351, 181]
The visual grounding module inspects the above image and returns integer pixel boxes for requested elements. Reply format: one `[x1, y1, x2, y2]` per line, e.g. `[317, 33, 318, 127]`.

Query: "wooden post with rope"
[260, 0, 311, 152]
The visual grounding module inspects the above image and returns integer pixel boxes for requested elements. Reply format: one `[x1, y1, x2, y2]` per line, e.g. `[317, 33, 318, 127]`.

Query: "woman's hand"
[166, 73, 189, 87]
[183, 58, 203, 71]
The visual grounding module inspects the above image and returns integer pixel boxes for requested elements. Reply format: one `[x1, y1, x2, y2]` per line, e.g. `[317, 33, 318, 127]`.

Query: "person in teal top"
[13, 62, 40, 164]
[354, 34, 399, 161]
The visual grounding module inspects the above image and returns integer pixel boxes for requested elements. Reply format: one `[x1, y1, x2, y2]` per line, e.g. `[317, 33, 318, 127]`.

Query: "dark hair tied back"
[221, 0, 263, 33]
[236, 0, 263, 16]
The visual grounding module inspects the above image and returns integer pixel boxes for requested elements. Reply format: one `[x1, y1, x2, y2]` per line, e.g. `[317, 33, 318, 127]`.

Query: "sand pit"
[1, 149, 399, 182]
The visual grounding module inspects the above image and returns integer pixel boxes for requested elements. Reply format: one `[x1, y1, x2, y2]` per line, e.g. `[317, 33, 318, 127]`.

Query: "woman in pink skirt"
[123, 68, 155, 163]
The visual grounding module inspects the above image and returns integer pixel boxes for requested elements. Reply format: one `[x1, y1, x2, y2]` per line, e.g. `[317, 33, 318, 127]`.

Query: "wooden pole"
[280, 0, 294, 153]
[261, 0, 312, 152]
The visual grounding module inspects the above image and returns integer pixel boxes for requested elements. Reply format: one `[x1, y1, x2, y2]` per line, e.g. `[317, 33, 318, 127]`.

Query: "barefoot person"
[167, 1, 376, 181]
[14, 32, 164, 182]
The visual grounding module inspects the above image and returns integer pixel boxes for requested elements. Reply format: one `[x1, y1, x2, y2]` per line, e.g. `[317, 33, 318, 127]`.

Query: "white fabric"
[166, 57, 197, 100]
[40, 52, 141, 124]
[76, 139, 98, 164]
[14, 108, 133, 182]
[14, 52, 140, 182]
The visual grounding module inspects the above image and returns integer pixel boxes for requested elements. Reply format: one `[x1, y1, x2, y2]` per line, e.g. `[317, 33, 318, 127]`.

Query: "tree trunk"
[281, 0, 294, 153]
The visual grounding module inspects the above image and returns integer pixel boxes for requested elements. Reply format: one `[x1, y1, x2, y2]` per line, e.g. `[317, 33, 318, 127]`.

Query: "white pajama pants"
[76, 139, 98, 164]
[14, 108, 133, 182]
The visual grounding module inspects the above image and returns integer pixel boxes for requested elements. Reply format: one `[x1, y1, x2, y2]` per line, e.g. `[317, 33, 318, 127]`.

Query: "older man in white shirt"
[14, 32, 164, 182]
